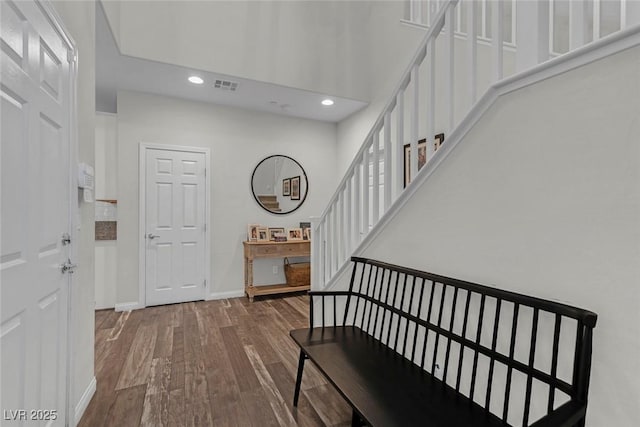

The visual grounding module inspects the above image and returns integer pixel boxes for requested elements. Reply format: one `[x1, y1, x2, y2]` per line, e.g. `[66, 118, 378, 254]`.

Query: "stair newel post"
[445, 5, 455, 133]
[516, 0, 550, 72]
[410, 65, 419, 184]
[353, 164, 361, 247]
[310, 216, 321, 290]
[372, 132, 380, 226]
[394, 90, 405, 199]
[362, 147, 370, 237]
[345, 177, 353, 260]
[383, 111, 392, 212]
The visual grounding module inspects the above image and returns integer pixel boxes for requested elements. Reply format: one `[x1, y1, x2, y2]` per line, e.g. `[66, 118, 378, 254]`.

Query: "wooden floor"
[80, 295, 351, 427]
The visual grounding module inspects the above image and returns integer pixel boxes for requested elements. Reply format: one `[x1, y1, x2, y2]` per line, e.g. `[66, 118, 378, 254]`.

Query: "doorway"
[139, 144, 210, 307]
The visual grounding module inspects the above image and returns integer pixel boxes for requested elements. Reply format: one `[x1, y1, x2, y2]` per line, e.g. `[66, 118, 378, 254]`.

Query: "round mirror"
[251, 155, 308, 215]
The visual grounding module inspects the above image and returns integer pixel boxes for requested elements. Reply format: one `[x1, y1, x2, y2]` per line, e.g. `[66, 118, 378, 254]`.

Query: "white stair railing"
[312, 0, 640, 290]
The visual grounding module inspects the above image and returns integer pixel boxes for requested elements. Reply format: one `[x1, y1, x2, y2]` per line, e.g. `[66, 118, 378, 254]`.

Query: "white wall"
[351, 45, 640, 426]
[116, 90, 338, 303]
[50, 0, 95, 424]
[337, 1, 424, 175]
[105, 0, 370, 101]
[94, 113, 117, 309]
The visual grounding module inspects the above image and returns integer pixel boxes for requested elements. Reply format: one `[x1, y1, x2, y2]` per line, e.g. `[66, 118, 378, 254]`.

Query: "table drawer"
[254, 245, 280, 256]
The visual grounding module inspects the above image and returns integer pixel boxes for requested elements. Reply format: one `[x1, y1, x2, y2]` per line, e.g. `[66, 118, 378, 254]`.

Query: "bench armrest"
[307, 291, 352, 328]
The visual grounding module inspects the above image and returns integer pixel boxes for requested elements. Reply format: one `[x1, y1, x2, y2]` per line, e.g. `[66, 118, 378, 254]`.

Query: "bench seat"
[291, 326, 504, 427]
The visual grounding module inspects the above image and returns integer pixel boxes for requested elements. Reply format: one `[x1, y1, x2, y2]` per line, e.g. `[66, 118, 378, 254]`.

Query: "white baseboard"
[114, 301, 143, 312]
[73, 376, 96, 425]
[207, 289, 245, 300]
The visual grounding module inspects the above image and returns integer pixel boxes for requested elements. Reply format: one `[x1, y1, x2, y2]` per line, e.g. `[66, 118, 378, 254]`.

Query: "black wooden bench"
[290, 257, 597, 427]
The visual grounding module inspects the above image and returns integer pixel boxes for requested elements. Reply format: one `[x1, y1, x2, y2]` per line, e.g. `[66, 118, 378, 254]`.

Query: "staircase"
[257, 195, 281, 212]
[311, 0, 640, 290]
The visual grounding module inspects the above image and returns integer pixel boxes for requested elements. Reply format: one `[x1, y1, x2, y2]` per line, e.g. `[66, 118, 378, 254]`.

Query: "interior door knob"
[147, 233, 159, 239]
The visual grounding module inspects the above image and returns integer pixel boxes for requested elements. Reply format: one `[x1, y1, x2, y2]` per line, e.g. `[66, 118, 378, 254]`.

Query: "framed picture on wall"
[283, 178, 291, 196]
[403, 133, 444, 187]
[291, 176, 301, 200]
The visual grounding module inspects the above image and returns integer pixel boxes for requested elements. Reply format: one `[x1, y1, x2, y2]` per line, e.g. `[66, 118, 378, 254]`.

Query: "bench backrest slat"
[337, 257, 597, 427]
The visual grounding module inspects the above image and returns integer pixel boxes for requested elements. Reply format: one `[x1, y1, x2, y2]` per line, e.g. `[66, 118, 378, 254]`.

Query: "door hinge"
[61, 232, 71, 246]
[203, 279, 207, 288]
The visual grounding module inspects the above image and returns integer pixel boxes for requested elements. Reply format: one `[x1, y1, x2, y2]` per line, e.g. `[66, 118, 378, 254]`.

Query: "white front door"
[1, 0, 74, 424]
[143, 147, 207, 306]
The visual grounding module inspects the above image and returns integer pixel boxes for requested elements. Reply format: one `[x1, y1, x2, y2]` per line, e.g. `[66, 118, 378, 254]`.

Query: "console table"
[243, 240, 310, 302]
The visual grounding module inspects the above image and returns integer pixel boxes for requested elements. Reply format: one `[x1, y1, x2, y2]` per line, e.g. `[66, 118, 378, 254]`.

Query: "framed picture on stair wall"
[291, 176, 301, 200]
[403, 133, 444, 187]
[283, 178, 291, 196]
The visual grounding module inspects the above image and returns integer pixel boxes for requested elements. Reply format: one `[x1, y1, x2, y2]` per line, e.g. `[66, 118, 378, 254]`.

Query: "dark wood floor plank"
[115, 324, 158, 390]
[200, 307, 251, 426]
[183, 307, 214, 426]
[95, 310, 111, 330]
[140, 357, 171, 427]
[98, 310, 122, 330]
[81, 295, 353, 427]
[303, 384, 352, 427]
[245, 344, 297, 426]
[169, 326, 185, 392]
[283, 297, 311, 321]
[219, 325, 261, 392]
[79, 309, 145, 427]
[104, 384, 146, 427]
[153, 325, 174, 359]
[167, 389, 185, 427]
[265, 362, 326, 427]
[107, 311, 131, 341]
[268, 299, 308, 329]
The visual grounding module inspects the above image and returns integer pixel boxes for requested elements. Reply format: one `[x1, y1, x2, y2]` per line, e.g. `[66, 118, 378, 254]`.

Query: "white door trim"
[32, 1, 80, 424]
[138, 143, 211, 308]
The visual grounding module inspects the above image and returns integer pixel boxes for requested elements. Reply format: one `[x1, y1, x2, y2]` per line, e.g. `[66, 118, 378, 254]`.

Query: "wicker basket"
[284, 258, 310, 287]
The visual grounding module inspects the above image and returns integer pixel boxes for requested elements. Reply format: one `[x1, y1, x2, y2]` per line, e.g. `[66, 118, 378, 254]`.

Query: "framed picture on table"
[257, 227, 269, 242]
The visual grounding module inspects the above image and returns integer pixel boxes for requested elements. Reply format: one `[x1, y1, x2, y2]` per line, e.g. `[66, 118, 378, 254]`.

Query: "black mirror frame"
[251, 154, 309, 215]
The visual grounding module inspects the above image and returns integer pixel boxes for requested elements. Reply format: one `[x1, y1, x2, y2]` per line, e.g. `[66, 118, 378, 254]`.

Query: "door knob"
[147, 233, 159, 239]
[61, 259, 77, 274]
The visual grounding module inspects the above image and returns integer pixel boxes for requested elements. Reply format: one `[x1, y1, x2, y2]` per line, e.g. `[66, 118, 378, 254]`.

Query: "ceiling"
[95, 3, 368, 122]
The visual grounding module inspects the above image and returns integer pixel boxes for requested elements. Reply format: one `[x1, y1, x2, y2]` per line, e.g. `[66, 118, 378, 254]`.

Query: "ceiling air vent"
[214, 79, 239, 92]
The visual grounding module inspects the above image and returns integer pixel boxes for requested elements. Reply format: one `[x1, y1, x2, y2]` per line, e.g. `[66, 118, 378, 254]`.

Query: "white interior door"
[144, 147, 207, 306]
[1, 0, 74, 424]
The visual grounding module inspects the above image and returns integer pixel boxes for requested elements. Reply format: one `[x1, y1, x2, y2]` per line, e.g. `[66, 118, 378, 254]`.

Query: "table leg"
[247, 258, 254, 302]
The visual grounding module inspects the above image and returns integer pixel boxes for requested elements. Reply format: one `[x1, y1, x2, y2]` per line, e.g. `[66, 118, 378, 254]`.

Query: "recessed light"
[188, 76, 204, 85]
[321, 99, 334, 106]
